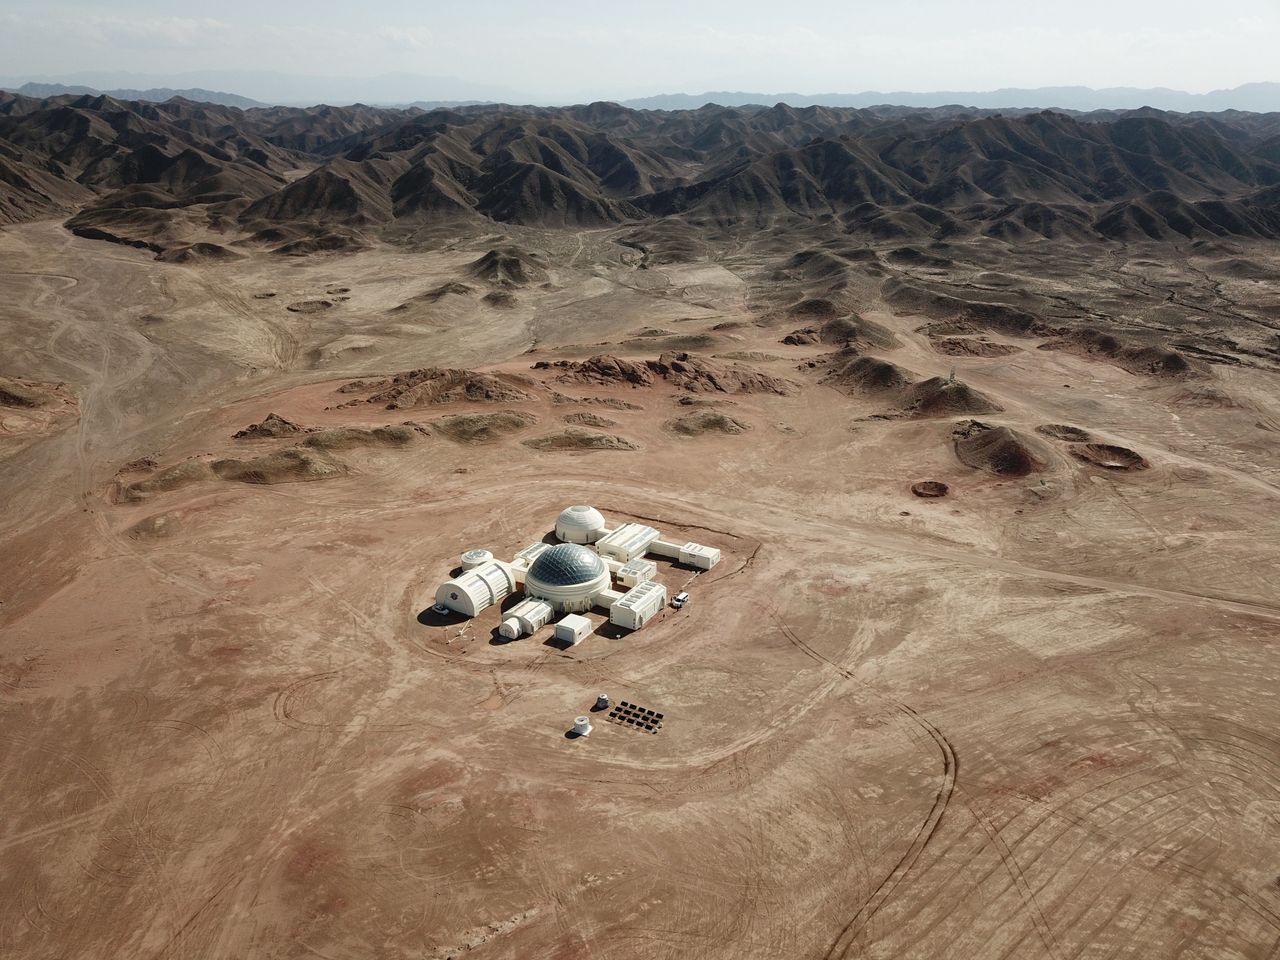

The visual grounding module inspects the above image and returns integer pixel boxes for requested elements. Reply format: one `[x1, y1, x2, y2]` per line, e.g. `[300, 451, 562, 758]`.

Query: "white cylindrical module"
[461, 548, 494, 571]
[572, 716, 593, 736]
[594, 693, 610, 710]
[435, 559, 517, 617]
[499, 618, 521, 640]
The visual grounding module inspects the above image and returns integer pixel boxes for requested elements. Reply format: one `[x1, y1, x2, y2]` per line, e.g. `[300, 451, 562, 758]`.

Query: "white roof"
[613, 580, 666, 609]
[598, 522, 659, 552]
[559, 613, 592, 628]
[557, 504, 605, 531]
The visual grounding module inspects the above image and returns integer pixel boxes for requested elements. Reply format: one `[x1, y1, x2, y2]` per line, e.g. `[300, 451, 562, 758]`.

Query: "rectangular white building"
[596, 523, 660, 563]
[616, 557, 658, 588]
[679, 542, 721, 570]
[610, 580, 667, 630]
[555, 613, 594, 645]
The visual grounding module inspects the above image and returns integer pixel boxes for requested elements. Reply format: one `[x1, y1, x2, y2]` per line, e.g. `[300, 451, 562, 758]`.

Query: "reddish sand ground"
[3, 220, 1280, 959]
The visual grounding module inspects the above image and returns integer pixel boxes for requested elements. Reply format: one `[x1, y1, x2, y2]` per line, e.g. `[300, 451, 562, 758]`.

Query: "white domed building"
[522, 543, 612, 613]
[554, 505, 608, 544]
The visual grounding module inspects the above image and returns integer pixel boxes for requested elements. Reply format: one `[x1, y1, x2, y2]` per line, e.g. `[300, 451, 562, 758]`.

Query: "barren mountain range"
[4, 91, 1280, 255]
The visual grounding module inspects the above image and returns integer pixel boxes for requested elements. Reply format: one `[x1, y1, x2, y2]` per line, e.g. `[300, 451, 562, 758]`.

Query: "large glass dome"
[526, 543, 607, 587]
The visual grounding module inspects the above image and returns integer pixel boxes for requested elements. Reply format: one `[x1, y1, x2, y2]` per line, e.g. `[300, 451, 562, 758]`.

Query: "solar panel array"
[606, 699, 664, 734]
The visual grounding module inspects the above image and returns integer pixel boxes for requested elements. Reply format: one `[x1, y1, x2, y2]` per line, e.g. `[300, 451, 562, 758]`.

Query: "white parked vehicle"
[672, 591, 690, 609]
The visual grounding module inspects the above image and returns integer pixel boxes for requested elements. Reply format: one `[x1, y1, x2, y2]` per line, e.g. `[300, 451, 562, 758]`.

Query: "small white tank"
[572, 716, 593, 736]
[499, 618, 521, 640]
[461, 548, 494, 571]
[594, 693, 610, 710]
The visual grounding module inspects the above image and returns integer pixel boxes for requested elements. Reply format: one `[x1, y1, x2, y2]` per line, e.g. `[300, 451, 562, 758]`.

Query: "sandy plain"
[2, 218, 1280, 960]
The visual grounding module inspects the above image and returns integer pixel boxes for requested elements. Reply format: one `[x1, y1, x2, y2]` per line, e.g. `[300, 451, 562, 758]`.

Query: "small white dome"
[555, 504, 606, 544]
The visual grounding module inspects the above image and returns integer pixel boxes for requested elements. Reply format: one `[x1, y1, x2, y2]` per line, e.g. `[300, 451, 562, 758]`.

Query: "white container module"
[554, 614, 594, 646]
[596, 523, 660, 563]
[616, 557, 658, 588]
[609, 580, 667, 630]
[678, 542, 720, 570]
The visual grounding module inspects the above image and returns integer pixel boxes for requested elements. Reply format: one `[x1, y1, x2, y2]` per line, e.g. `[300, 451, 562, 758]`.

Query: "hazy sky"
[1, 0, 1277, 101]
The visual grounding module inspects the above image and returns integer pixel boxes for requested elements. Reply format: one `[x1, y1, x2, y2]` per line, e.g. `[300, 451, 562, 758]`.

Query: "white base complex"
[431, 504, 720, 644]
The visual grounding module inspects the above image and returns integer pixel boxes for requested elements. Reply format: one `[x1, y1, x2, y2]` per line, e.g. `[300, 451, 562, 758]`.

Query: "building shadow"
[416, 606, 465, 627]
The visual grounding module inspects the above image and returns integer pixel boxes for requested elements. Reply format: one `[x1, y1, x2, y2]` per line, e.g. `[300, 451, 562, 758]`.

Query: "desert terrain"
[3, 93, 1280, 960]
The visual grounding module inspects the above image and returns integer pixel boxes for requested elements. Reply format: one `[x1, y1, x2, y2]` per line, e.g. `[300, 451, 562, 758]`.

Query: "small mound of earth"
[887, 246, 954, 267]
[1039, 328, 1199, 378]
[157, 242, 244, 264]
[618, 333, 718, 352]
[120, 456, 158, 473]
[117, 459, 215, 502]
[1070, 443, 1150, 470]
[715, 351, 783, 362]
[1170, 386, 1246, 409]
[821, 352, 912, 393]
[389, 281, 474, 311]
[783, 315, 896, 349]
[911, 480, 950, 498]
[782, 328, 821, 345]
[363, 368, 536, 408]
[931, 337, 1021, 358]
[0, 378, 43, 408]
[234, 413, 312, 439]
[675, 395, 734, 406]
[1036, 423, 1093, 442]
[899, 377, 1002, 417]
[422, 281, 473, 301]
[536, 355, 654, 387]
[666, 411, 750, 437]
[271, 233, 370, 257]
[433, 410, 537, 444]
[335, 378, 382, 395]
[787, 298, 841, 320]
[550, 394, 643, 410]
[523, 429, 639, 452]
[300, 424, 422, 450]
[539, 353, 793, 395]
[211, 448, 349, 484]
[286, 299, 334, 314]
[466, 247, 548, 286]
[126, 512, 182, 541]
[483, 291, 518, 308]
[649, 351, 795, 395]
[562, 412, 617, 427]
[952, 420, 1047, 477]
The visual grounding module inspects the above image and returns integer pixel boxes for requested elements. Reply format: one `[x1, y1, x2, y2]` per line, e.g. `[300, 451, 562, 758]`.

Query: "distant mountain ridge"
[3, 74, 1279, 113]
[3, 91, 1280, 250]
[621, 83, 1280, 113]
[5, 82, 264, 109]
